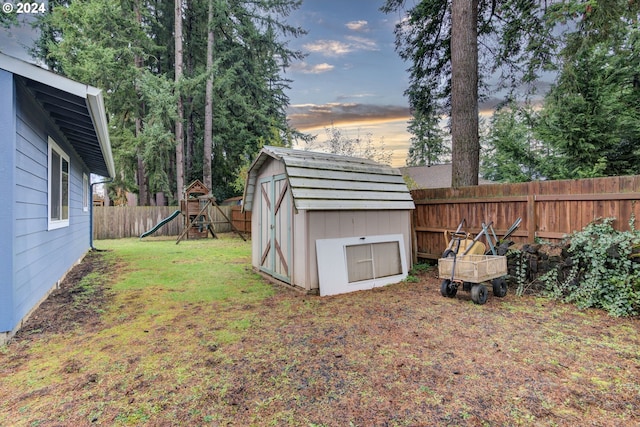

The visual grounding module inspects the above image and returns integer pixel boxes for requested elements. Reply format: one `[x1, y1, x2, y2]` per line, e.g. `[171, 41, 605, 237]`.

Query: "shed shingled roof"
[243, 146, 415, 212]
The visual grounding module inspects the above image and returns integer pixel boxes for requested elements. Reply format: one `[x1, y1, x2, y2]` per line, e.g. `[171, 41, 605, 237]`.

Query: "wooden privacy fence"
[93, 205, 244, 240]
[231, 205, 251, 233]
[412, 175, 640, 260]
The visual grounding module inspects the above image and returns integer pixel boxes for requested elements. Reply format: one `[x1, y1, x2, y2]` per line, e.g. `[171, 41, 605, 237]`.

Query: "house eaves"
[0, 53, 115, 178]
[243, 146, 415, 212]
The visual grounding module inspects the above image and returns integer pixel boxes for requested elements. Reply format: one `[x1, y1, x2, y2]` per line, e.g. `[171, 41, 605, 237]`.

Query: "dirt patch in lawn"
[2, 249, 640, 427]
[13, 250, 114, 339]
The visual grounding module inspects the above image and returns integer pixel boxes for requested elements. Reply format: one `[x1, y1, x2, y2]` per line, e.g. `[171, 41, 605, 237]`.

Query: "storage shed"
[243, 146, 415, 296]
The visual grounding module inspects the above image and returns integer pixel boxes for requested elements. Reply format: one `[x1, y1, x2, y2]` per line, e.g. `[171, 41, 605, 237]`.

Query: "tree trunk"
[203, 0, 214, 191]
[187, 103, 194, 181]
[175, 0, 185, 201]
[134, 0, 149, 206]
[451, 0, 479, 187]
[185, 1, 194, 182]
[135, 125, 148, 205]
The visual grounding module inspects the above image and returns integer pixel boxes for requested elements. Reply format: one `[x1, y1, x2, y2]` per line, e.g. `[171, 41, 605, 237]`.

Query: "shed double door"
[258, 174, 291, 283]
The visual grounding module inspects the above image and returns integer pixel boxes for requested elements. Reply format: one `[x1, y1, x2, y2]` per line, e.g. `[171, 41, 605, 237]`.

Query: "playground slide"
[139, 210, 182, 239]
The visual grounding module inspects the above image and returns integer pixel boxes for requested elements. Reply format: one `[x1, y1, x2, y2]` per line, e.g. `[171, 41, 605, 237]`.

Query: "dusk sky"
[0, 1, 543, 168]
[0, 0, 414, 164]
[284, 0, 553, 166]
[284, 0, 414, 166]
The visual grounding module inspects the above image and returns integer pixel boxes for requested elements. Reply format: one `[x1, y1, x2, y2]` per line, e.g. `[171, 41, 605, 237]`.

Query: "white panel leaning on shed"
[316, 234, 409, 296]
[243, 146, 415, 296]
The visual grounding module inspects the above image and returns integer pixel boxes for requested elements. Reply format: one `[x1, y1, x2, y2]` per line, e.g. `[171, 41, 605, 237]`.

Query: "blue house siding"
[2, 77, 92, 334]
[0, 70, 16, 333]
[0, 54, 113, 343]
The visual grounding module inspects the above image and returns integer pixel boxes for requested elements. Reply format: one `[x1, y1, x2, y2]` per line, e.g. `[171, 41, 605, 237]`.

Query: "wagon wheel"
[440, 279, 457, 298]
[492, 277, 508, 298]
[470, 284, 488, 305]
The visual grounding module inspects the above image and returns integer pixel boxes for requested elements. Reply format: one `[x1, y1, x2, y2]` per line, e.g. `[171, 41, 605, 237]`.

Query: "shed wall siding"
[6, 81, 91, 333]
[291, 210, 307, 289]
[0, 70, 16, 332]
[304, 210, 412, 290]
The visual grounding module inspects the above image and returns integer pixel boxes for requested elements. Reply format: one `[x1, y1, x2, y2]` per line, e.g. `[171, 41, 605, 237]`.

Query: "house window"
[83, 173, 89, 212]
[48, 137, 70, 229]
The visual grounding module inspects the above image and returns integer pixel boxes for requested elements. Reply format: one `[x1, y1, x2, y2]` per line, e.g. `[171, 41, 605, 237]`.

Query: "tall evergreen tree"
[174, 0, 185, 201]
[381, 0, 555, 186]
[450, 0, 479, 186]
[535, 0, 640, 178]
[34, 0, 306, 204]
[34, 0, 156, 204]
[203, 0, 214, 190]
[137, 71, 178, 198]
[205, 0, 305, 199]
[405, 111, 448, 166]
[481, 102, 541, 182]
[0, 9, 17, 30]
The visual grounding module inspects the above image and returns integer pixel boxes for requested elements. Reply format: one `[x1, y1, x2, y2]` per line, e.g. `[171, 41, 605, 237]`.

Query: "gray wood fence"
[93, 205, 236, 239]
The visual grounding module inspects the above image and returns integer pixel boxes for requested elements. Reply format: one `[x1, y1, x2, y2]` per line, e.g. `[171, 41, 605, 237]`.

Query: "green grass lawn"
[0, 235, 279, 426]
[1, 235, 640, 426]
[100, 236, 273, 303]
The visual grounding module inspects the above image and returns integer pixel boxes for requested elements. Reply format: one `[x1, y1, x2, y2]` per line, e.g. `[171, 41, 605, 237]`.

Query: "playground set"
[139, 179, 246, 243]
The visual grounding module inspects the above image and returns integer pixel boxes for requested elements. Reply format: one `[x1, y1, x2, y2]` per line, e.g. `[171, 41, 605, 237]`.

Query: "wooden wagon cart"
[438, 255, 508, 304]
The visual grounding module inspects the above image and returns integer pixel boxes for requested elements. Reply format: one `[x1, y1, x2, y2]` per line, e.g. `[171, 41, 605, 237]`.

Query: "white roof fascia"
[0, 53, 88, 98]
[0, 52, 115, 178]
[85, 87, 115, 177]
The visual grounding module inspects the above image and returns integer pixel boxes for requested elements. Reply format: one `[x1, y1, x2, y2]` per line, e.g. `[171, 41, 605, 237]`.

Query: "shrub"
[542, 217, 640, 317]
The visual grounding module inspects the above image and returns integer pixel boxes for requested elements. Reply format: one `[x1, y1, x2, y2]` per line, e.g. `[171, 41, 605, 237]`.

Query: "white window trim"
[48, 137, 70, 230]
[82, 173, 89, 212]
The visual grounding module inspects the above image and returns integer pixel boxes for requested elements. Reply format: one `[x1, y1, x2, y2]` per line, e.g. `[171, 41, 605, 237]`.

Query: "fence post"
[527, 194, 536, 241]
[411, 210, 418, 264]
